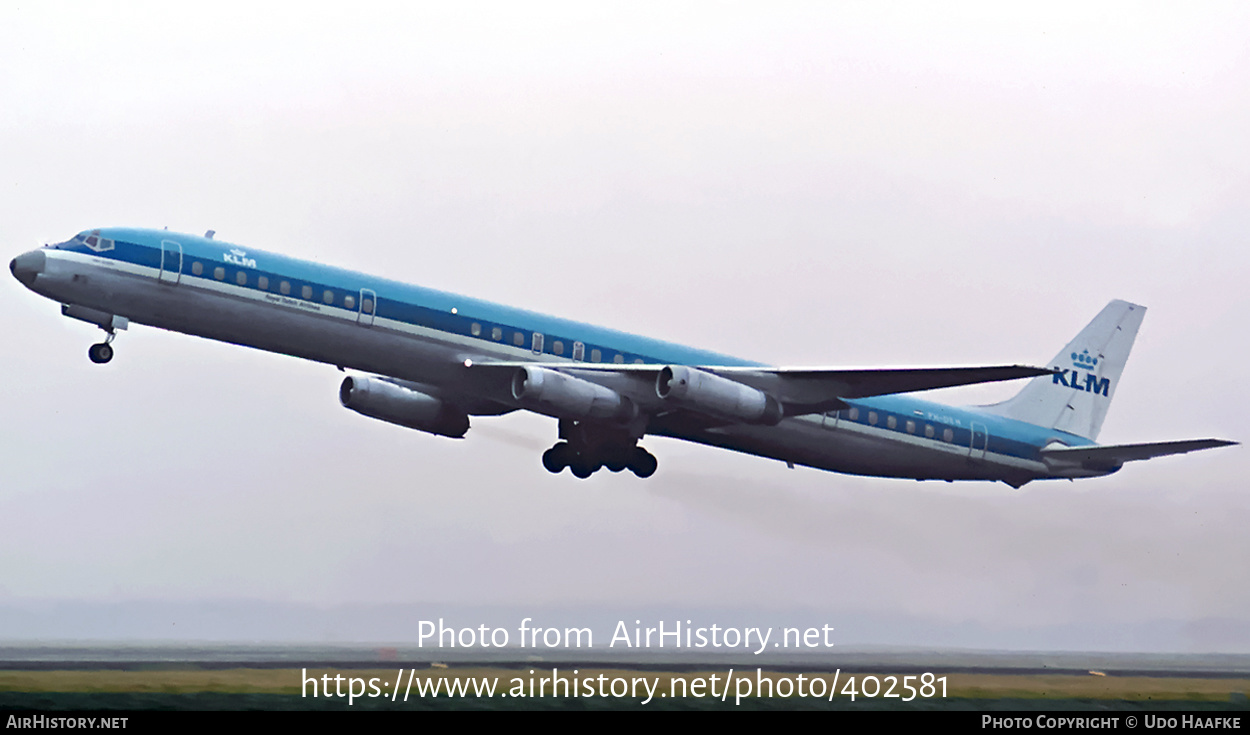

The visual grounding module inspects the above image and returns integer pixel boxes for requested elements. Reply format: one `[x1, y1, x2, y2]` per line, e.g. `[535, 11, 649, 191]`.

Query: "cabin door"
[159, 240, 182, 284]
[969, 422, 989, 460]
[357, 288, 377, 326]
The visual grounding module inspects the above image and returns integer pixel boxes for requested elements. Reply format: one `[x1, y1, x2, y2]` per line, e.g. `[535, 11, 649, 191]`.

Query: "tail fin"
[981, 300, 1146, 440]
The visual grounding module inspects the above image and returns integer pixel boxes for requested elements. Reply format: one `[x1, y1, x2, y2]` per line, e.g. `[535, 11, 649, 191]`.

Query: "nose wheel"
[88, 342, 114, 364]
[87, 329, 117, 364]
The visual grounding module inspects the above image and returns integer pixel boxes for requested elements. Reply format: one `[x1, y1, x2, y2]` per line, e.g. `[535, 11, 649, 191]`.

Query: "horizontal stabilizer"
[1042, 438, 1237, 466]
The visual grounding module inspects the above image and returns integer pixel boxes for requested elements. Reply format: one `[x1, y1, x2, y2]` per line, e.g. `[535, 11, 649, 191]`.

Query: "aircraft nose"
[10, 249, 45, 287]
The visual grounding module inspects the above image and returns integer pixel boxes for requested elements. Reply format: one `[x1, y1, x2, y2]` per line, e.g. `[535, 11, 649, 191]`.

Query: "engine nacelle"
[511, 366, 635, 423]
[656, 366, 782, 425]
[339, 376, 469, 438]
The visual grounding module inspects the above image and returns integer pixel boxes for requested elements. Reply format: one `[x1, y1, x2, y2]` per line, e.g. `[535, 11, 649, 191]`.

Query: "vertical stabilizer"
[981, 300, 1145, 440]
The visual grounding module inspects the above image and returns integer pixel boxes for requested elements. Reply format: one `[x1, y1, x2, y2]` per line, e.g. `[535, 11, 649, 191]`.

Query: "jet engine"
[656, 366, 783, 425]
[511, 366, 636, 423]
[339, 376, 469, 438]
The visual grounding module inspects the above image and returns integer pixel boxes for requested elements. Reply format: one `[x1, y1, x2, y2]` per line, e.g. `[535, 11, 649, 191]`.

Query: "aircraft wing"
[1041, 439, 1237, 467]
[465, 361, 1054, 416]
[716, 364, 1055, 407]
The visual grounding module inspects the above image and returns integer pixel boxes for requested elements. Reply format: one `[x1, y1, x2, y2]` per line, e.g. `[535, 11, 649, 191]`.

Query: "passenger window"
[634, 358, 644, 364]
[613, 354, 625, 364]
[362, 298, 374, 314]
[943, 428, 954, 443]
[301, 285, 313, 300]
[532, 333, 544, 354]
[344, 294, 355, 309]
[925, 425, 935, 439]
[280, 281, 291, 295]
[513, 332, 525, 346]
[258, 275, 269, 290]
[572, 341, 585, 361]
[590, 348, 602, 363]
[887, 416, 897, 430]
[491, 327, 502, 341]
[868, 411, 878, 425]
[471, 323, 482, 337]
[553, 340, 564, 356]
[323, 289, 334, 304]
[906, 420, 915, 434]
[191, 262, 203, 276]
[236, 271, 247, 286]
[848, 407, 859, 421]
[214, 266, 225, 280]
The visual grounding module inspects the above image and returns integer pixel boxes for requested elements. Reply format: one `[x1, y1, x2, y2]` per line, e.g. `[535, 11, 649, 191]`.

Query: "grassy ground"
[0, 667, 1246, 710]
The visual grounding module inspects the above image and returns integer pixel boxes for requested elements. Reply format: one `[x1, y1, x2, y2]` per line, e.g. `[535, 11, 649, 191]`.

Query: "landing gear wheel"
[603, 448, 629, 473]
[88, 342, 114, 364]
[628, 447, 658, 478]
[542, 443, 573, 474]
[570, 459, 595, 479]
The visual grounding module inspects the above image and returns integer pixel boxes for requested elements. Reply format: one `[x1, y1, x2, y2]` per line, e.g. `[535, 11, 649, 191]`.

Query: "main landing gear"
[542, 418, 658, 479]
[542, 442, 658, 479]
[87, 330, 116, 364]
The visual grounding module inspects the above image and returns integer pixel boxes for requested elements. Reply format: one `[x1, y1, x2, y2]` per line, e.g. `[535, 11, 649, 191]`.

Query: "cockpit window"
[58, 231, 113, 252]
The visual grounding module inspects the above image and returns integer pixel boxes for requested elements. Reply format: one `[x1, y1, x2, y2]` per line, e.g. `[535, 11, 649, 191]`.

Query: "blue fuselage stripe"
[75, 229, 756, 369]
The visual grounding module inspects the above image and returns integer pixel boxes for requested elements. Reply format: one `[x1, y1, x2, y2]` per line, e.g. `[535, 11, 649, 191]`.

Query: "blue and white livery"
[10, 227, 1236, 485]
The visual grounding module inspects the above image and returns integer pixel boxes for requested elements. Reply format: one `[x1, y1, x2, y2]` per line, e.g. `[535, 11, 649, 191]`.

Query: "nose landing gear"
[87, 329, 117, 364]
[60, 304, 125, 365]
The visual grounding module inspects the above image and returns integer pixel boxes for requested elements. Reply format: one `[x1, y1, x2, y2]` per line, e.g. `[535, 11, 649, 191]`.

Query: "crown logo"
[230, 248, 247, 257]
[1071, 349, 1098, 370]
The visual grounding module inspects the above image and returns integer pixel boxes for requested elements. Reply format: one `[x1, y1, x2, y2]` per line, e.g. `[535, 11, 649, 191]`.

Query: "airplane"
[10, 227, 1236, 486]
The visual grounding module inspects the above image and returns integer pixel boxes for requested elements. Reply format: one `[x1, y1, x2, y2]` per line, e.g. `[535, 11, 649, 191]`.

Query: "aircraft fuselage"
[12, 227, 1184, 486]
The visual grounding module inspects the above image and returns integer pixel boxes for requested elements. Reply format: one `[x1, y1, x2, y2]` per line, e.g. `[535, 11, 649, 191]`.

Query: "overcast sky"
[1, 3, 1247, 652]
